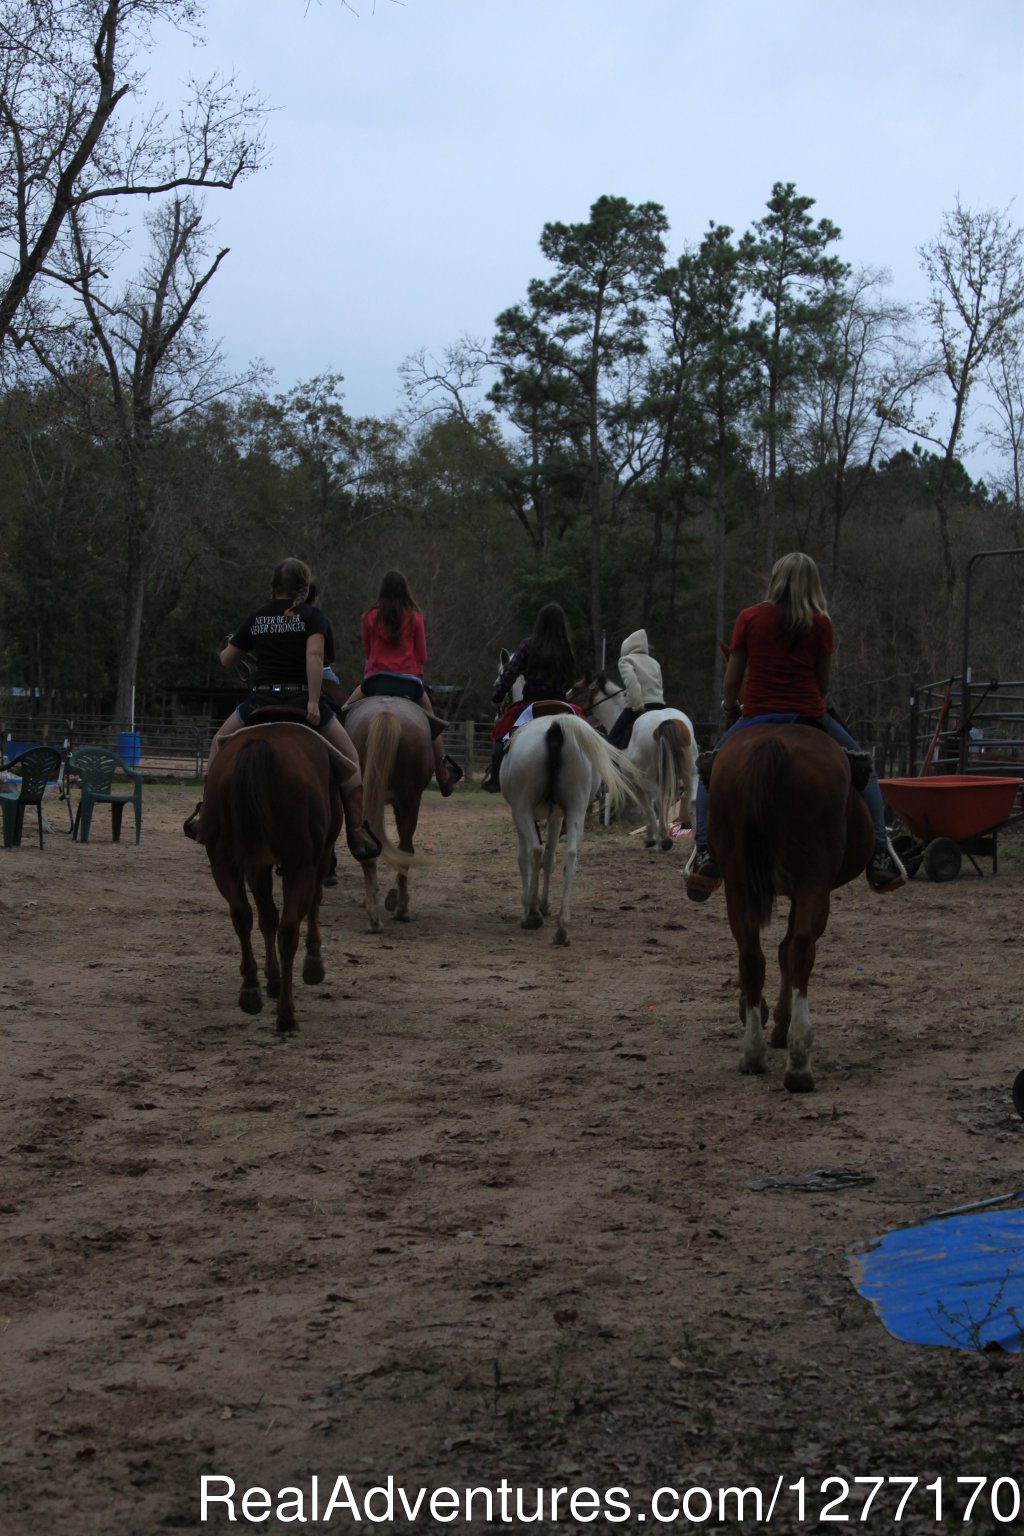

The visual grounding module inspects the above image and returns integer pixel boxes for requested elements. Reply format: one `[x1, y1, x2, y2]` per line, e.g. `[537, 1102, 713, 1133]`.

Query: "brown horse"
[345, 697, 433, 930]
[708, 723, 874, 1092]
[202, 723, 346, 1032]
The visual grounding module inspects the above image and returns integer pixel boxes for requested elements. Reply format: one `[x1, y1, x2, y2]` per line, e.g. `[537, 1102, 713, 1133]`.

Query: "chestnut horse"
[708, 723, 874, 1092]
[202, 722, 348, 1032]
[345, 696, 431, 930]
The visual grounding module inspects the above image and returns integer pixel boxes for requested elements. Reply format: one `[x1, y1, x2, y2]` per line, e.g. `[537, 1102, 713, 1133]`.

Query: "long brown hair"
[530, 602, 575, 686]
[766, 552, 828, 644]
[372, 569, 419, 642]
[272, 558, 312, 609]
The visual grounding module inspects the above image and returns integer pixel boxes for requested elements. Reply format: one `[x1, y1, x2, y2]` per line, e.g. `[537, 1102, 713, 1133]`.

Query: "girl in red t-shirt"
[686, 553, 903, 898]
[344, 570, 461, 796]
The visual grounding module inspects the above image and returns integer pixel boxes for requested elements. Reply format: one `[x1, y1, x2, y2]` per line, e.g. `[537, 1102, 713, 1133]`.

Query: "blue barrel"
[117, 731, 141, 768]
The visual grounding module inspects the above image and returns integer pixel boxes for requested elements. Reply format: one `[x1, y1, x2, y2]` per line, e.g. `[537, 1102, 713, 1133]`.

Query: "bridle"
[569, 673, 625, 717]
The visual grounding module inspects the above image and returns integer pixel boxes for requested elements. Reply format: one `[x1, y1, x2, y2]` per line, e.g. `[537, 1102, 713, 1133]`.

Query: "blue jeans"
[695, 714, 886, 851]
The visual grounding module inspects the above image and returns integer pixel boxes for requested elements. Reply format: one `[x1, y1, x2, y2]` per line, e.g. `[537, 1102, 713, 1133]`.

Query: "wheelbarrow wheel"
[923, 837, 962, 882]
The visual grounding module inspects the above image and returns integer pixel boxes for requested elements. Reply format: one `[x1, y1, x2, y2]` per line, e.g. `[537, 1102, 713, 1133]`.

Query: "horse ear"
[500, 648, 511, 665]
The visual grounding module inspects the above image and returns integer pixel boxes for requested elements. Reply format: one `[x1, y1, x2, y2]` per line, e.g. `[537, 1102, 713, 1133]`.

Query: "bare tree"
[980, 315, 1024, 537]
[914, 199, 1024, 588]
[29, 195, 263, 719]
[0, 0, 266, 352]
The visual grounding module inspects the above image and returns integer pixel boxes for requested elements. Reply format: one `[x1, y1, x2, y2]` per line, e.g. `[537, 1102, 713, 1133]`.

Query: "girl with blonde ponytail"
[686, 551, 903, 900]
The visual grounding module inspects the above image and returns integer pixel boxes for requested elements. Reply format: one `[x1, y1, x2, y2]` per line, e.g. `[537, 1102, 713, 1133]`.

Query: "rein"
[572, 676, 625, 715]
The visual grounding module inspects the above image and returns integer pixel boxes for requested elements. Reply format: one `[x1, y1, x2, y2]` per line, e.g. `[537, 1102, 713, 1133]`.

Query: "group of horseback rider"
[187, 551, 904, 895]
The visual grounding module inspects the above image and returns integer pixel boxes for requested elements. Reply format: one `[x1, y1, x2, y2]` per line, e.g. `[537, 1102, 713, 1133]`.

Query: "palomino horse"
[570, 673, 699, 849]
[202, 722, 348, 1032]
[500, 711, 642, 945]
[345, 696, 432, 930]
[707, 723, 874, 1092]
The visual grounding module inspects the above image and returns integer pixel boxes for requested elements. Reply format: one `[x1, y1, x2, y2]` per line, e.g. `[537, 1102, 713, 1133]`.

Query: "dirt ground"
[2, 783, 1024, 1535]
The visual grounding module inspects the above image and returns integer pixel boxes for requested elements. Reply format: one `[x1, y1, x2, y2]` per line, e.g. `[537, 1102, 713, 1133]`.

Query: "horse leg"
[387, 797, 416, 922]
[539, 807, 562, 916]
[211, 862, 263, 1016]
[553, 804, 584, 946]
[771, 903, 795, 1048]
[274, 867, 316, 1032]
[725, 889, 768, 1074]
[517, 819, 543, 929]
[643, 787, 659, 849]
[362, 857, 382, 933]
[302, 867, 326, 987]
[782, 889, 830, 1093]
[250, 866, 281, 999]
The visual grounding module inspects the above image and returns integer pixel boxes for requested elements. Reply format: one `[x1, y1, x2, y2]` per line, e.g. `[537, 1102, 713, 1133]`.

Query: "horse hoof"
[367, 917, 382, 934]
[645, 838, 657, 848]
[266, 977, 281, 999]
[393, 909, 410, 923]
[238, 987, 263, 1016]
[302, 956, 325, 985]
[522, 913, 543, 930]
[384, 890, 398, 913]
[784, 1070, 815, 1093]
[553, 928, 569, 946]
[660, 837, 673, 851]
[276, 1017, 297, 1034]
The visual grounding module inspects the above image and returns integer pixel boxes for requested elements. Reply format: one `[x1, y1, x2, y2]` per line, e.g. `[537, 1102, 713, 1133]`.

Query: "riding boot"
[481, 742, 504, 793]
[341, 782, 382, 862]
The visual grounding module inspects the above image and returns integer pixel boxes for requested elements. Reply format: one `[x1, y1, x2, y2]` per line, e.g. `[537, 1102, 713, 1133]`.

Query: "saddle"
[231, 710, 358, 781]
[697, 716, 872, 793]
[491, 698, 582, 744]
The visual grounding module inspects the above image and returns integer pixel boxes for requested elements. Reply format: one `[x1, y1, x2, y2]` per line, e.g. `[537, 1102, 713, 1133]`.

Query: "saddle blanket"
[491, 699, 584, 743]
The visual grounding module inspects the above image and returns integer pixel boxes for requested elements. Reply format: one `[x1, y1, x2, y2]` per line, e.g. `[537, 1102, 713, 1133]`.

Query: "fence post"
[464, 720, 475, 778]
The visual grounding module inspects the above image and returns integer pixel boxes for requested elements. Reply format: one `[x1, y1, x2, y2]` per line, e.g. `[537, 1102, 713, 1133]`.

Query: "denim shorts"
[362, 673, 425, 703]
[238, 687, 336, 728]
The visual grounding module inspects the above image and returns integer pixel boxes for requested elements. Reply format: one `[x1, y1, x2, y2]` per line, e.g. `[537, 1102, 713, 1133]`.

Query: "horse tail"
[361, 712, 418, 869]
[655, 717, 691, 831]
[743, 735, 786, 926]
[555, 715, 643, 815]
[544, 720, 565, 806]
[231, 738, 274, 856]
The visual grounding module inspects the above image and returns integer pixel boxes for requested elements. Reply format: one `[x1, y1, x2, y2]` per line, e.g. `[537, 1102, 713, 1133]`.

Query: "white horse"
[570, 674, 699, 851]
[500, 712, 642, 945]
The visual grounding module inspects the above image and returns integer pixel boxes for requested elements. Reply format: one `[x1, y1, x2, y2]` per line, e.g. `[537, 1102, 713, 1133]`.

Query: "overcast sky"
[144, 0, 1023, 445]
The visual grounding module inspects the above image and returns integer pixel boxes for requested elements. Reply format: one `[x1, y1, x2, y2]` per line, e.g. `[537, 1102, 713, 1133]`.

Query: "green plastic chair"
[1, 746, 65, 848]
[68, 745, 143, 844]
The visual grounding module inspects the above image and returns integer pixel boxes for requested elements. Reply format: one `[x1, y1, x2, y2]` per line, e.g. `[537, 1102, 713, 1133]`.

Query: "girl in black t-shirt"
[185, 558, 379, 861]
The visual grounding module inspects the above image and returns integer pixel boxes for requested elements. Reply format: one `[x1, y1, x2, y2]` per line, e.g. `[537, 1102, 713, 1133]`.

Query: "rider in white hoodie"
[607, 629, 666, 749]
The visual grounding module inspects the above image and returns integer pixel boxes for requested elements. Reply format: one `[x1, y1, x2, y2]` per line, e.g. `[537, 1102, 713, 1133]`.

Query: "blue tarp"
[849, 1200, 1024, 1351]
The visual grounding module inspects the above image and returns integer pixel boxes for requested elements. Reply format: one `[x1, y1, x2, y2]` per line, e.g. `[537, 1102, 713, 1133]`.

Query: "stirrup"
[346, 820, 382, 863]
[437, 755, 464, 797]
[844, 749, 873, 792]
[183, 802, 203, 842]
[696, 749, 717, 789]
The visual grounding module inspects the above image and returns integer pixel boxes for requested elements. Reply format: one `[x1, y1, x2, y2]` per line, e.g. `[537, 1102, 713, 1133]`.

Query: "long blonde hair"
[766, 552, 828, 643]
